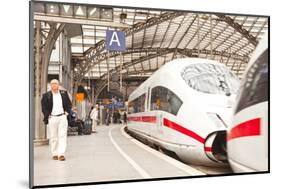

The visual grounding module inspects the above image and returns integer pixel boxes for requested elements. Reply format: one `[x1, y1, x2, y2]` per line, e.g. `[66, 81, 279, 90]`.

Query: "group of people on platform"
[102, 108, 127, 126]
[41, 79, 128, 161]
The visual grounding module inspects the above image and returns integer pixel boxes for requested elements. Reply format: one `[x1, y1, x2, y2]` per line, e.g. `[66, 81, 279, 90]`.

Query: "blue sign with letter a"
[106, 30, 126, 52]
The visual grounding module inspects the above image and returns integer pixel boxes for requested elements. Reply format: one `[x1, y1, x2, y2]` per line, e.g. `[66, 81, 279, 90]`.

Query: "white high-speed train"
[127, 58, 240, 166]
[227, 33, 268, 172]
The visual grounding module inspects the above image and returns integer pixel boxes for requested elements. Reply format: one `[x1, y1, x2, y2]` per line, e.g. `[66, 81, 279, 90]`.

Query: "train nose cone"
[204, 131, 228, 163]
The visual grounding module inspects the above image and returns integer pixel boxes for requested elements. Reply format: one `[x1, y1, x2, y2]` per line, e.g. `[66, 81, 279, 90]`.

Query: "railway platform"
[34, 124, 209, 186]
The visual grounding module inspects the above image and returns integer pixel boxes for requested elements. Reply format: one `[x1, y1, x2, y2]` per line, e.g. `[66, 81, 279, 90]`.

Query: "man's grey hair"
[50, 79, 60, 84]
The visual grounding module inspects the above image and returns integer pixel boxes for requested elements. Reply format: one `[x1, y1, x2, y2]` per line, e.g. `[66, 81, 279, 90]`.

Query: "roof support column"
[120, 53, 123, 92]
[210, 14, 213, 59]
[41, 23, 65, 95]
[197, 14, 200, 55]
[107, 52, 110, 92]
[34, 21, 48, 145]
[34, 22, 65, 143]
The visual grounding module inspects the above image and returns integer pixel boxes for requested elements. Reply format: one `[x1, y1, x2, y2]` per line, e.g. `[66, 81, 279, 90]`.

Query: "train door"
[156, 111, 163, 134]
[151, 86, 165, 138]
[148, 86, 159, 138]
[146, 87, 150, 112]
[152, 86, 184, 143]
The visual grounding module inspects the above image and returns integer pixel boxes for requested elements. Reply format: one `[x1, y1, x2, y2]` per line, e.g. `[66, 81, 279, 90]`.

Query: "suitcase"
[83, 118, 92, 135]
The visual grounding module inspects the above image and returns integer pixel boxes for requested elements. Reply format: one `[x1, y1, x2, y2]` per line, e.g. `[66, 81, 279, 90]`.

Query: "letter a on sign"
[110, 32, 121, 46]
[106, 30, 126, 51]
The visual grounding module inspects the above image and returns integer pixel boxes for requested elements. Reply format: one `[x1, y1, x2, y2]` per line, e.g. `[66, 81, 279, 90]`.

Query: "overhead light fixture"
[120, 13, 127, 20]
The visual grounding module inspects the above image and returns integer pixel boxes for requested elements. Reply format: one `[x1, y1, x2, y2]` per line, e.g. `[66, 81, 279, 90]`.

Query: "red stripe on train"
[127, 116, 156, 123]
[128, 116, 206, 144]
[163, 118, 205, 144]
[227, 118, 261, 141]
[204, 147, 213, 152]
[142, 116, 157, 123]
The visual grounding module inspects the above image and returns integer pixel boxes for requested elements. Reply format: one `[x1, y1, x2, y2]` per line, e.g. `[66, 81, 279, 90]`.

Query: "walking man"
[41, 79, 72, 161]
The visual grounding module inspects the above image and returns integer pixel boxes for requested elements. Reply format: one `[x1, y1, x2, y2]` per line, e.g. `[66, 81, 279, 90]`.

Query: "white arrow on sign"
[89, 8, 97, 16]
[63, 5, 70, 13]
[76, 6, 84, 16]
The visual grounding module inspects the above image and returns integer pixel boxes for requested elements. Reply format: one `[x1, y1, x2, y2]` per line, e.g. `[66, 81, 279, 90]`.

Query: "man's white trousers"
[92, 120, 97, 132]
[47, 115, 68, 156]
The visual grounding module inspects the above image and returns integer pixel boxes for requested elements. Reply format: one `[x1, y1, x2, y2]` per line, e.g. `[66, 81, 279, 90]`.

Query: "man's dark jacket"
[41, 90, 72, 125]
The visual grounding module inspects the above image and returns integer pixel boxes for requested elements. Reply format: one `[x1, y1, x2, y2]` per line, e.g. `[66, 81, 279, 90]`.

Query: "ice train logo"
[127, 58, 240, 166]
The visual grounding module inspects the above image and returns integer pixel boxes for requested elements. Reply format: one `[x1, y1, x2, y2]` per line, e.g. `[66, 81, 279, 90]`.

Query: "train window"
[234, 49, 268, 114]
[181, 63, 240, 95]
[128, 93, 146, 114]
[150, 86, 183, 116]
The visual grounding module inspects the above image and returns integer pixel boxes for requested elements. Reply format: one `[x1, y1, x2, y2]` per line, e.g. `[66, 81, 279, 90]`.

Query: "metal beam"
[74, 47, 174, 79]
[73, 47, 249, 79]
[75, 11, 185, 81]
[125, 68, 158, 75]
[150, 11, 162, 47]
[125, 11, 185, 36]
[167, 14, 187, 48]
[212, 17, 247, 52]
[215, 14, 258, 46]
[131, 10, 137, 73]
[230, 17, 259, 55]
[184, 15, 209, 49]
[98, 48, 248, 79]
[173, 14, 198, 50]
[94, 50, 172, 98]
[34, 14, 130, 28]
[201, 16, 236, 50]
[99, 49, 173, 80]
[192, 15, 221, 53]
[141, 12, 150, 48]
[177, 48, 248, 62]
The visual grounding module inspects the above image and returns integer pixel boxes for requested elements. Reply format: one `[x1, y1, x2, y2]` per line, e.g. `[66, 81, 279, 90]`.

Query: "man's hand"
[43, 118, 48, 125]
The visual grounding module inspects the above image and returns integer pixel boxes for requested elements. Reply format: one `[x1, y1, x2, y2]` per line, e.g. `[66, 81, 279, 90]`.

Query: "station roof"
[33, 2, 268, 81]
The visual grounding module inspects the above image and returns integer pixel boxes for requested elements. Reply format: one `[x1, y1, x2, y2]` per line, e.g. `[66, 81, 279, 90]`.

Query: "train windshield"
[234, 49, 268, 114]
[181, 63, 240, 95]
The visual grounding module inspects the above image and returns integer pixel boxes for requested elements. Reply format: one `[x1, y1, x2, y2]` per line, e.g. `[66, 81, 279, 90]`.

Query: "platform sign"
[106, 30, 126, 52]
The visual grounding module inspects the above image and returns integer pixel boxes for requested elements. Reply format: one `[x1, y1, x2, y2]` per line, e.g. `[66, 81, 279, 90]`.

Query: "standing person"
[41, 79, 72, 161]
[123, 111, 127, 124]
[68, 107, 83, 135]
[90, 105, 99, 133]
[113, 110, 117, 124]
[105, 109, 111, 126]
[117, 110, 121, 124]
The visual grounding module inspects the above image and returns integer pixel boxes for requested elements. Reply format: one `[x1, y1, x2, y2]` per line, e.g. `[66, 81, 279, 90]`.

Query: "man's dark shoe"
[59, 156, 65, 161]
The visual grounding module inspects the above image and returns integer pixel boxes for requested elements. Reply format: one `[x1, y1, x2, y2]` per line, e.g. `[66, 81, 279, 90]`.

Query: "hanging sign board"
[105, 30, 126, 51]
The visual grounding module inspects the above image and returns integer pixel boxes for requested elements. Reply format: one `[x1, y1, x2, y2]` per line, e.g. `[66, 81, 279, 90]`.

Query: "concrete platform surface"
[34, 124, 204, 186]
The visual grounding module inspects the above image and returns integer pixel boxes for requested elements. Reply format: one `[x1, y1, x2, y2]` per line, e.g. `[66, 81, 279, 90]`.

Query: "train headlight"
[207, 113, 227, 129]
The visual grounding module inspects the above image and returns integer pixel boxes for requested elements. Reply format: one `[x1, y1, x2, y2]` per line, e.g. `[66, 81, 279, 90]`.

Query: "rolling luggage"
[83, 118, 92, 135]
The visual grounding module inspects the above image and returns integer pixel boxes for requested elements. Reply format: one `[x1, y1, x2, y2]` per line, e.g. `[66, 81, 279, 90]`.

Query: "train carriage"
[227, 33, 268, 172]
[127, 58, 240, 166]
